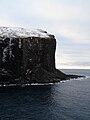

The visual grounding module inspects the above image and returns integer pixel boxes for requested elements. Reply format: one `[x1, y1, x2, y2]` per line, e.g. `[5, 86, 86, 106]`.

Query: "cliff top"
[0, 26, 54, 39]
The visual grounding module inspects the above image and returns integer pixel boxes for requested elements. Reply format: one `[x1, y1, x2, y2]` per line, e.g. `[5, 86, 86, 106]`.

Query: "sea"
[0, 69, 90, 120]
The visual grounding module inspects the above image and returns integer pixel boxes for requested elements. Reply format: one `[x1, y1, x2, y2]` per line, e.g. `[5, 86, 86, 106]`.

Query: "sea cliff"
[0, 27, 83, 86]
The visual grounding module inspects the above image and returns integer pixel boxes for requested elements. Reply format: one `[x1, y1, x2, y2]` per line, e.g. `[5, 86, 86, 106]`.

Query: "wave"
[0, 82, 54, 87]
[85, 76, 90, 79]
[59, 76, 90, 83]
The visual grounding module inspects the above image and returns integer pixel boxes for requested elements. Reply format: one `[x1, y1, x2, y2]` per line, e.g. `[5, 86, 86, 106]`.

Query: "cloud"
[20, 0, 90, 44]
[58, 61, 90, 69]
[0, 17, 16, 27]
[56, 43, 90, 69]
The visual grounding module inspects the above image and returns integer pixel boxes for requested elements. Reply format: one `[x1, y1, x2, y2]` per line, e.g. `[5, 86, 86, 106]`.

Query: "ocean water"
[0, 69, 90, 120]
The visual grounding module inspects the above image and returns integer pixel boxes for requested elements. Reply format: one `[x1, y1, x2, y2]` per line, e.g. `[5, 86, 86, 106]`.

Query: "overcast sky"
[0, 0, 90, 69]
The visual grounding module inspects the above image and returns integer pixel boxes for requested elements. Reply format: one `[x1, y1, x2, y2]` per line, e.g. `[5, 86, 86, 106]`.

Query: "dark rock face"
[22, 37, 56, 76]
[0, 35, 67, 84]
[0, 38, 22, 82]
[0, 27, 83, 85]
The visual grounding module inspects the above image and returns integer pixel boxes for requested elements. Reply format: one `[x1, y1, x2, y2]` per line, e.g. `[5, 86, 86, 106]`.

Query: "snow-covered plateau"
[0, 26, 51, 38]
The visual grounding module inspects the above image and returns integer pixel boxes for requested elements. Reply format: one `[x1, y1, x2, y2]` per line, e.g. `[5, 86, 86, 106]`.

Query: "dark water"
[0, 69, 90, 120]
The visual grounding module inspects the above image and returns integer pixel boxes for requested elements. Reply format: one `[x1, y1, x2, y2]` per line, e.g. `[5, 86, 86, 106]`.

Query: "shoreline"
[0, 76, 86, 87]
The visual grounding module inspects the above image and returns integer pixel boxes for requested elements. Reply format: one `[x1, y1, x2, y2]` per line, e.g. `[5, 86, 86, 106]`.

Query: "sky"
[0, 0, 90, 69]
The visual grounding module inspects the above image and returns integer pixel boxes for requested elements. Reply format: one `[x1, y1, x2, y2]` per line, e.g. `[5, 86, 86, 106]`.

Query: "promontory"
[0, 27, 83, 86]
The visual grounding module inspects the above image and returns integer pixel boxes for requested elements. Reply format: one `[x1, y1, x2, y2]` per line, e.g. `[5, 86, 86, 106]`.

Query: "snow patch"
[19, 38, 22, 48]
[0, 26, 51, 38]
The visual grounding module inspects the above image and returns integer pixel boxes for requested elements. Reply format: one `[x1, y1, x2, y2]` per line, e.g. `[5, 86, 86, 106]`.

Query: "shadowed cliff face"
[0, 38, 22, 80]
[0, 36, 59, 83]
[22, 37, 56, 74]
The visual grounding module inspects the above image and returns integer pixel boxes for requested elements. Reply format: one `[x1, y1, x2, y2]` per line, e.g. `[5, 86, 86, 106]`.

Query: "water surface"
[0, 69, 90, 120]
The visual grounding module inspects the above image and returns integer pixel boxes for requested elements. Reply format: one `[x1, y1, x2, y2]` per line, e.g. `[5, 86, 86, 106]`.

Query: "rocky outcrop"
[0, 27, 83, 85]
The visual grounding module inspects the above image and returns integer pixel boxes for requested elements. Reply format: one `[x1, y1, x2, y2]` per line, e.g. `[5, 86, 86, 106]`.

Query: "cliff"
[0, 27, 82, 85]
